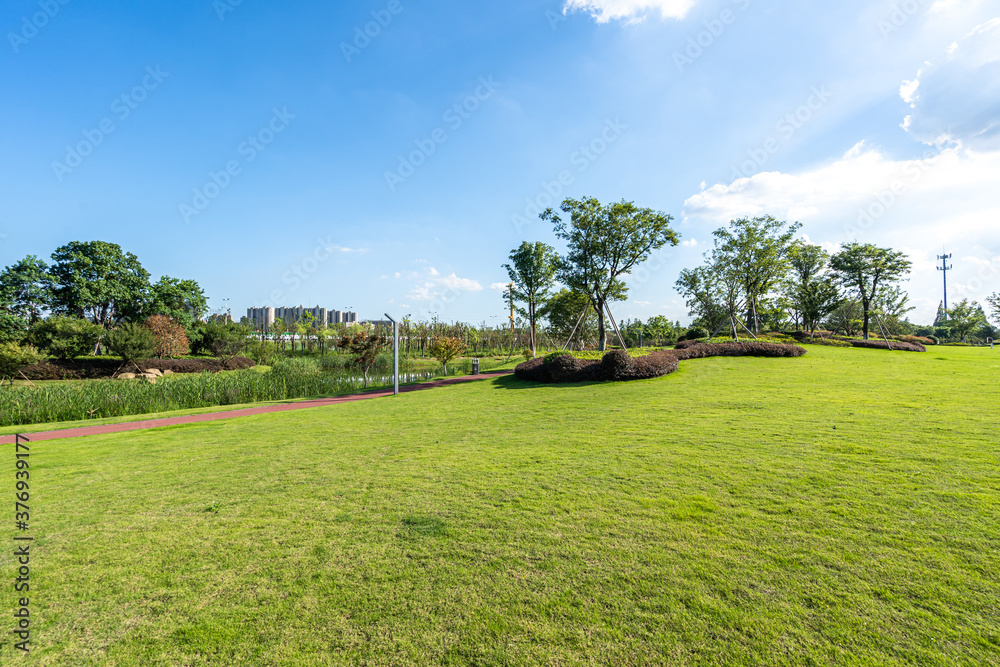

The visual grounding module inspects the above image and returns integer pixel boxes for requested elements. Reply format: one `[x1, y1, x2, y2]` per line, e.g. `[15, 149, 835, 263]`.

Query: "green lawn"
[6, 346, 999, 665]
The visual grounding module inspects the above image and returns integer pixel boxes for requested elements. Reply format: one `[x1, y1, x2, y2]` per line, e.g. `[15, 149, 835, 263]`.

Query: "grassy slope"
[8, 347, 1000, 665]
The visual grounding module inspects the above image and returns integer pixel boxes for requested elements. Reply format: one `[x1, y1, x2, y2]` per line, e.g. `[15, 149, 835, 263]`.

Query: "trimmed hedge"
[848, 340, 926, 352]
[515, 342, 804, 384]
[21, 356, 256, 380]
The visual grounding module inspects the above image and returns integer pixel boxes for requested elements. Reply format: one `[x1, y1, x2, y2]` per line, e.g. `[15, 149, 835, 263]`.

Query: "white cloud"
[681, 142, 1000, 324]
[681, 238, 700, 247]
[407, 268, 484, 302]
[900, 19, 1000, 149]
[563, 0, 698, 24]
[326, 245, 368, 254]
[490, 282, 509, 291]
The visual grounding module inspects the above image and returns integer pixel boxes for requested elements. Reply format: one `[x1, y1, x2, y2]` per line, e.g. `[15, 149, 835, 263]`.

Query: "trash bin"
[472, 359, 480, 375]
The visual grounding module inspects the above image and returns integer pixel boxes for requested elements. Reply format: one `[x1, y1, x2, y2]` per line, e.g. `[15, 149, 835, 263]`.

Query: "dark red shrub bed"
[849, 340, 926, 352]
[20, 357, 256, 380]
[515, 343, 804, 384]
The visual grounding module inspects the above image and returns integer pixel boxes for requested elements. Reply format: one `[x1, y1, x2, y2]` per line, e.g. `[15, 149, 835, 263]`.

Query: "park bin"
[472, 359, 480, 375]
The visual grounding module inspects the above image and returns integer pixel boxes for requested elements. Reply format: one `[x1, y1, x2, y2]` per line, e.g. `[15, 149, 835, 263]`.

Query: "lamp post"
[384, 313, 399, 396]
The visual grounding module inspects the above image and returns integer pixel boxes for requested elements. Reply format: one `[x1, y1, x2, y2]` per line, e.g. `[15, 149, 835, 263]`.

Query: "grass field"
[5, 346, 999, 665]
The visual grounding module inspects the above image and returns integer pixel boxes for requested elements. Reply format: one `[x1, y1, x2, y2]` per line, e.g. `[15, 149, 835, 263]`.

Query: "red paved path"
[0, 371, 512, 444]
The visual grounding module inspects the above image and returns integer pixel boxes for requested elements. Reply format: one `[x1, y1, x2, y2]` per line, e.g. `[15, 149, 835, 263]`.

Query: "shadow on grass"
[489, 374, 607, 391]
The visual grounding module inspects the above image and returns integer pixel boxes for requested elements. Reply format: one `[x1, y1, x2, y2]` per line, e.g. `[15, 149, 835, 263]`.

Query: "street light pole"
[384, 313, 399, 396]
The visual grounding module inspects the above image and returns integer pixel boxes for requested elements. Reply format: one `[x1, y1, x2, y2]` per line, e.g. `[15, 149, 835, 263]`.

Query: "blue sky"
[2, 0, 998, 325]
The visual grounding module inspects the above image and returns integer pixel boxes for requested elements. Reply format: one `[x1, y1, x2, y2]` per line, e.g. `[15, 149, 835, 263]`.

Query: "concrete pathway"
[0, 371, 512, 444]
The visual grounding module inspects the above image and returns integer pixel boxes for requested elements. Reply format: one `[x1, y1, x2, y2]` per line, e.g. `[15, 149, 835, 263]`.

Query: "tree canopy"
[49, 241, 151, 327]
[542, 197, 679, 351]
[503, 241, 558, 356]
[0, 255, 54, 324]
[148, 276, 208, 326]
[829, 243, 911, 340]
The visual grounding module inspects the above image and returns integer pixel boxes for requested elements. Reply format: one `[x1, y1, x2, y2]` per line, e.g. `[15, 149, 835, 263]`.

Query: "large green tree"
[786, 242, 841, 334]
[49, 241, 151, 328]
[503, 241, 558, 357]
[987, 293, 1000, 326]
[828, 243, 911, 340]
[542, 197, 679, 351]
[710, 216, 801, 333]
[0, 255, 54, 324]
[148, 276, 208, 327]
[945, 299, 988, 342]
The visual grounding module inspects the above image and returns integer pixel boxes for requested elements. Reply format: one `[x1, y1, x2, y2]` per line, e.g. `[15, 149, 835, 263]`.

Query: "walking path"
[0, 371, 512, 444]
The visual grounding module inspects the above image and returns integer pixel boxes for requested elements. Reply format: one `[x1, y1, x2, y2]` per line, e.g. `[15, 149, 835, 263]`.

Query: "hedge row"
[847, 340, 926, 352]
[515, 342, 805, 384]
[21, 357, 256, 380]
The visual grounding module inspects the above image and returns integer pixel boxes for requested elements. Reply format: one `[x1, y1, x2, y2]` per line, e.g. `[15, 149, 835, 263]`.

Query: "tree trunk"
[596, 298, 607, 351]
[862, 300, 871, 340]
[529, 302, 536, 357]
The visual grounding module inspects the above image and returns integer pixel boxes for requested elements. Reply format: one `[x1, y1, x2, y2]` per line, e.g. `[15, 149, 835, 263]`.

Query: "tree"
[148, 277, 207, 327]
[338, 331, 387, 388]
[945, 299, 988, 342]
[539, 288, 599, 350]
[987, 293, 1000, 326]
[675, 266, 729, 337]
[106, 323, 156, 365]
[49, 241, 151, 328]
[30, 316, 103, 360]
[0, 314, 28, 345]
[542, 197, 679, 351]
[429, 336, 467, 374]
[829, 243, 911, 340]
[143, 316, 191, 358]
[200, 321, 248, 361]
[0, 343, 43, 386]
[0, 255, 54, 324]
[710, 216, 801, 333]
[503, 242, 558, 357]
[786, 243, 841, 334]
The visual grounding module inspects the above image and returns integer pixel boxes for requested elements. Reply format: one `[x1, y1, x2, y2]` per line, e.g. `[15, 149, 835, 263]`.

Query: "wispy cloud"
[563, 0, 698, 24]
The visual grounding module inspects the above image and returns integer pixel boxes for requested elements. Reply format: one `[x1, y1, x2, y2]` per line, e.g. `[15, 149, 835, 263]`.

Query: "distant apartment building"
[246, 306, 358, 330]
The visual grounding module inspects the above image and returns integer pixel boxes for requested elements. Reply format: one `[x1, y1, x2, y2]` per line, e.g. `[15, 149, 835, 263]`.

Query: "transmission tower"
[937, 254, 953, 311]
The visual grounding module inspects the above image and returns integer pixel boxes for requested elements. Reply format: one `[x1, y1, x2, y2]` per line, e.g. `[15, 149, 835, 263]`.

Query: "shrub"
[245, 340, 280, 366]
[428, 337, 467, 374]
[143, 315, 190, 358]
[106, 323, 156, 365]
[600, 349, 635, 381]
[0, 343, 44, 385]
[200, 321, 247, 361]
[675, 340, 701, 350]
[685, 327, 707, 340]
[802, 338, 851, 347]
[18, 356, 256, 380]
[849, 339, 926, 352]
[927, 335, 940, 345]
[0, 313, 28, 345]
[30, 317, 103, 360]
[515, 342, 805, 384]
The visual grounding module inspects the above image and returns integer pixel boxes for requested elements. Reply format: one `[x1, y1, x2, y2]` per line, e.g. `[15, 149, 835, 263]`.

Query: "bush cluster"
[848, 339, 926, 352]
[801, 337, 851, 347]
[514, 342, 805, 384]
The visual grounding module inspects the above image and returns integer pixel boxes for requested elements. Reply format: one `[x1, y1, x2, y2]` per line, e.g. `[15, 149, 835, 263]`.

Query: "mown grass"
[5, 346, 999, 665]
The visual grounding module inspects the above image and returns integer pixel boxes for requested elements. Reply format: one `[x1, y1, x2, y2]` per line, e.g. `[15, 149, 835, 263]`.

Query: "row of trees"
[675, 216, 917, 340]
[0, 240, 207, 341]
